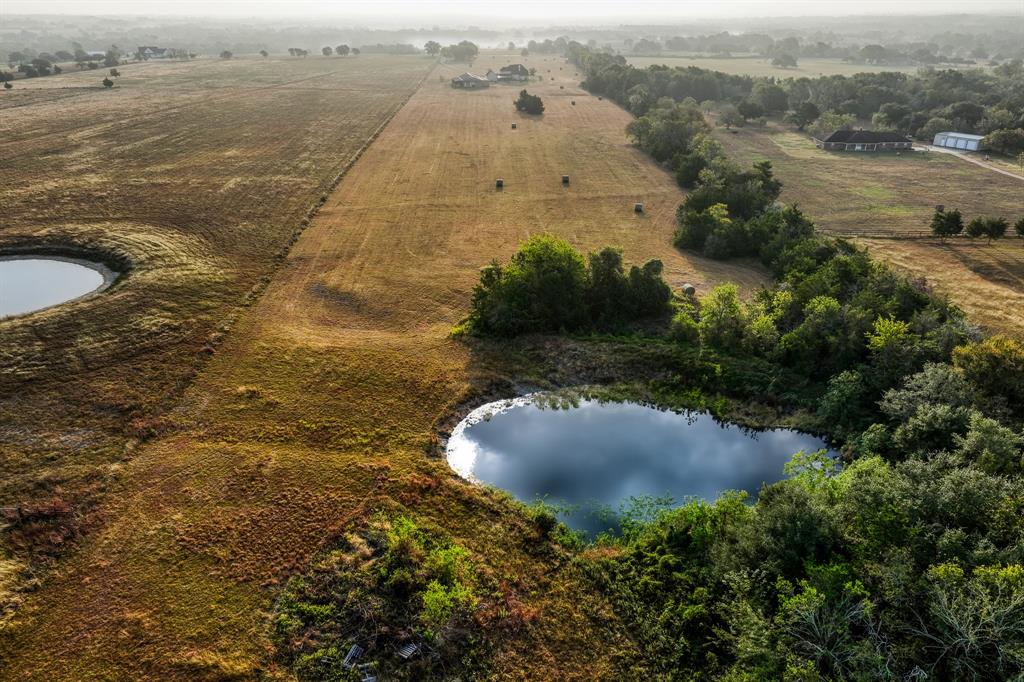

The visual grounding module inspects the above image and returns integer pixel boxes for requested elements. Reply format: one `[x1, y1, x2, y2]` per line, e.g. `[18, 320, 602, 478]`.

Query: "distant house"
[485, 69, 498, 82]
[137, 46, 169, 60]
[814, 130, 912, 152]
[933, 131, 984, 152]
[451, 72, 490, 89]
[497, 64, 529, 81]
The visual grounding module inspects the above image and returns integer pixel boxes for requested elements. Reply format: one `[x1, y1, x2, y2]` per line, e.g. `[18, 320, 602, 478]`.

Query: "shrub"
[698, 284, 747, 352]
[952, 336, 1024, 416]
[514, 89, 544, 115]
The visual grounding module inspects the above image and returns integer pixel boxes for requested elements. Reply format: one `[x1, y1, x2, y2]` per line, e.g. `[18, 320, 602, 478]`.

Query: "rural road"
[916, 144, 1024, 182]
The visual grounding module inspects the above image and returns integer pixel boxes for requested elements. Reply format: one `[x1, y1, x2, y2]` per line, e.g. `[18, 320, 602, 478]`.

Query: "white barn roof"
[936, 132, 984, 141]
[451, 72, 488, 83]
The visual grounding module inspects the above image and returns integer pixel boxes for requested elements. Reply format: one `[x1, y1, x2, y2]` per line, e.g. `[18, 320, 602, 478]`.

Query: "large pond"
[446, 396, 835, 535]
[0, 256, 114, 318]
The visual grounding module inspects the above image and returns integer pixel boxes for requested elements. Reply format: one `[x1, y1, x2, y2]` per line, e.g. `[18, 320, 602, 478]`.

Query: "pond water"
[0, 257, 113, 318]
[446, 396, 835, 535]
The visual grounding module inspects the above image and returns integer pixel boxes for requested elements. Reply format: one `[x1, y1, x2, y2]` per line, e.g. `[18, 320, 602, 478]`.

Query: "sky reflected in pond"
[447, 397, 835, 535]
[0, 258, 109, 318]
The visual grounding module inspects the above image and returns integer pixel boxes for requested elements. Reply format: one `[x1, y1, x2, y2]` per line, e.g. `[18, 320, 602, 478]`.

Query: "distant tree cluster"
[569, 44, 1024, 151]
[440, 41, 478, 63]
[771, 53, 798, 68]
[287, 48, 309, 57]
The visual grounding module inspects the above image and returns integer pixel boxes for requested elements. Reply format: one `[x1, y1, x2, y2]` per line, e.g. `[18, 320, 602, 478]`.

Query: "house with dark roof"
[497, 64, 529, 81]
[451, 72, 490, 89]
[813, 130, 912, 152]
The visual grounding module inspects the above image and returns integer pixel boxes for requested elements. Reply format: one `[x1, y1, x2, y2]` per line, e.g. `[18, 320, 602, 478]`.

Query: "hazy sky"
[4, 0, 1023, 23]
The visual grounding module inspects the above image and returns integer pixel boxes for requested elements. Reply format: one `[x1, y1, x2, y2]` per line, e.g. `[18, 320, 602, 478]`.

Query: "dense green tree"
[984, 216, 1009, 242]
[424, 40, 441, 56]
[335, 44, 350, 57]
[771, 53, 797, 68]
[750, 81, 788, 113]
[737, 99, 764, 120]
[930, 207, 963, 240]
[983, 128, 1024, 155]
[718, 103, 745, 129]
[513, 90, 544, 115]
[441, 41, 478, 63]
[953, 336, 1024, 417]
[965, 217, 987, 239]
[697, 283, 747, 352]
[785, 101, 820, 131]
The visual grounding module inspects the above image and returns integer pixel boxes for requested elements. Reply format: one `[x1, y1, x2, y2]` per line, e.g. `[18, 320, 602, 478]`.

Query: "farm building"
[137, 46, 169, 60]
[451, 73, 490, 89]
[498, 64, 529, 81]
[933, 132, 985, 151]
[485, 69, 498, 82]
[814, 130, 912, 151]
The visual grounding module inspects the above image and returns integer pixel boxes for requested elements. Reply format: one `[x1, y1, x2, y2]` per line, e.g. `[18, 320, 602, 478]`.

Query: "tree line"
[569, 44, 1024, 154]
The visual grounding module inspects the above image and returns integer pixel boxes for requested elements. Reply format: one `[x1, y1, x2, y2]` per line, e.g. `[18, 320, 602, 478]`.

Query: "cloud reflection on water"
[447, 397, 834, 535]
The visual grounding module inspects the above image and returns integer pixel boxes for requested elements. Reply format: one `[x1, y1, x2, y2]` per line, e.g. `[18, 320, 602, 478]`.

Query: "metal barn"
[933, 132, 984, 152]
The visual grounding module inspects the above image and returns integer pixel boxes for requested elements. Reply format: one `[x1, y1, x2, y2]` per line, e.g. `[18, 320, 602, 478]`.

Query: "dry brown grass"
[0, 53, 431, 631]
[0, 52, 765, 679]
[714, 123, 1024, 338]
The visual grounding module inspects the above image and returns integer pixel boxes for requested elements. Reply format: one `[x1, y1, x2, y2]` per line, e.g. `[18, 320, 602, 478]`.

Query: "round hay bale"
[681, 283, 697, 296]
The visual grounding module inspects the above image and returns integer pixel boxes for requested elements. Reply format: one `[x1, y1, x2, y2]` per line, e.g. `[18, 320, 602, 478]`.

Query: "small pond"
[0, 256, 115, 318]
[446, 396, 836, 535]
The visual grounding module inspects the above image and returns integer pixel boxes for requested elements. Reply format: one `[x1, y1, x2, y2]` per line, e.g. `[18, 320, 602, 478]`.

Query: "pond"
[446, 396, 835, 535]
[0, 256, 115, 318]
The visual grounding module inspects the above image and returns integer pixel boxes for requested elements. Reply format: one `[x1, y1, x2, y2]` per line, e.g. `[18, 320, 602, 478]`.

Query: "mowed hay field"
[0, 52, 765, 680]
[713, 123, 1024, 338]
[0, 55, 431, 610]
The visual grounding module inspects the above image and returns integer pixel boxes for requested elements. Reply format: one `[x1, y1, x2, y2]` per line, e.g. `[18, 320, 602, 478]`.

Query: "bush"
[698, 284, 747, 352]
[952, 336, 1024, 416]
[514, 89, 544, 115]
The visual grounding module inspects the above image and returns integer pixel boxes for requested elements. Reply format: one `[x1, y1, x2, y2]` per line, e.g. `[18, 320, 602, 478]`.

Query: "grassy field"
[712, 122, 1024, 338]
[0, 52, 766, 679]
[625, 55, 956, 77]
[0, 54, 432, 617]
